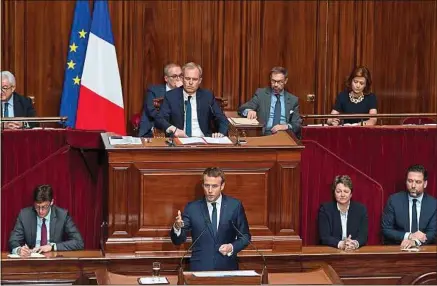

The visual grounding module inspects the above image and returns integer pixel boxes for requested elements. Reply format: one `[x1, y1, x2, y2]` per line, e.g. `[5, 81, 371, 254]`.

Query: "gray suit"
[8, 205, 84, 252]
[238, 87, 302, 137]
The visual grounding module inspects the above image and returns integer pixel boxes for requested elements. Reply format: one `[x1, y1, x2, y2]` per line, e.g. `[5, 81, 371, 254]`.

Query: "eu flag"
[60, 0, 91, 128]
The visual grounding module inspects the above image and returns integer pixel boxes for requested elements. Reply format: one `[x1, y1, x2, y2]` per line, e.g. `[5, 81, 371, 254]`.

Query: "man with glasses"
[170, 167, 250, 271]
[8, 185, 84, 256]
[155, 62, 228, 138]
[1, 71, 37, 129]
[238, 66, 302, 138]
[138, 63, 183, 137]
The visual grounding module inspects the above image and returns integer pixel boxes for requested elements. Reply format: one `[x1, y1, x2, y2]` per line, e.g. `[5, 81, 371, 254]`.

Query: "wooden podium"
[101, 131, 303, 254]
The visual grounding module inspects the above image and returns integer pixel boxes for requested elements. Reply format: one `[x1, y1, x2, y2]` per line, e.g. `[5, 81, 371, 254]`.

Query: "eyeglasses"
[1, 86, 14, 91]
[168, 74, 183, 80]
[203, 184, 221, 190]
[270, 79, 285, 85]
[34, 204, 51, 211]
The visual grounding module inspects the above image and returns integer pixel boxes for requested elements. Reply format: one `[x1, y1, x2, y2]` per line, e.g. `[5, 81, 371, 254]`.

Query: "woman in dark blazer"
[318, 175, 368, 250]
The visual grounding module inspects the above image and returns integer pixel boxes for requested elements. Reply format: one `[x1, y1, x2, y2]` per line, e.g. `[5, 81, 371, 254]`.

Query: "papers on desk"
[138, 277, 169, 285]
[192, 270, 259, 277]
[177, 137, 233, 145]
[401, 247, 420, 252]
[7, 252, 46, 258]
[228, 117, 259, 125]
[108, 136, 142, 145]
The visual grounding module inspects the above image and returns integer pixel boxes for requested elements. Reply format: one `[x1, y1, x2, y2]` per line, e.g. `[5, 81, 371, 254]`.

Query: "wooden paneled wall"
[2, 0, 436, 131]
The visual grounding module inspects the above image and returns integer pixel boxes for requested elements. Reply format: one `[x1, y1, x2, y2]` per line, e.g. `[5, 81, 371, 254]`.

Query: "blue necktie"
[3, 102, 9, 117]
[272, 94, 281, 126]
[211, 202, 217, 236]
[411, 199, 418, 233]
[185, 96, 192, 137]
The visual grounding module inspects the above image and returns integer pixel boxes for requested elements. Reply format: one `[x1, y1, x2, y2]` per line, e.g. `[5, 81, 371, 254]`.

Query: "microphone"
[179, 219, 210, 271]
[166, 129, 176, 147]
[230, 220, 268, 283]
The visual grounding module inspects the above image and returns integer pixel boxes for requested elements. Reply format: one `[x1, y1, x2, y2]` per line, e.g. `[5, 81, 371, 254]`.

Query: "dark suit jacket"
[12, 92, 36, 118]
[318, 201, 368, 248]
[138, 84, 166, 137]
[155, 87, 228, 136]
[238, 87, 302, 137]
[8, 205, 84, 252]
[170, 194, 251, 271]
[381, 191, 437, 245]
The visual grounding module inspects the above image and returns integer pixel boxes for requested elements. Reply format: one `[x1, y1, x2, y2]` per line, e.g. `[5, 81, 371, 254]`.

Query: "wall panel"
[1, 0, 436, 131]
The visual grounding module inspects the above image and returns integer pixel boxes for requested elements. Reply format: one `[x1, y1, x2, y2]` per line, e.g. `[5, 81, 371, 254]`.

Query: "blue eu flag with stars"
[60, 0, 91, 128]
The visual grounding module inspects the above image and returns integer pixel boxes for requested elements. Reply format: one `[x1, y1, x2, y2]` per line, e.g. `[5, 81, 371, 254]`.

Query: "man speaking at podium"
[170, 167, 251, 271]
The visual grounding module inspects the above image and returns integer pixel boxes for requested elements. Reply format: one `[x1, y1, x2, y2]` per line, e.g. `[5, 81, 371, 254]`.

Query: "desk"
[2, 246, 436, 285]
[101, 132, 304, 254]
[94, 265, 342, 284]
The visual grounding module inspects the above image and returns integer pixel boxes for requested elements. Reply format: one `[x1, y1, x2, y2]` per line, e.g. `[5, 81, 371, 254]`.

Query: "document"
[138, 277, 169, 285]
[177, 137, 233, 145]
[7, 252, 46, 258]
[229, 117, 259, 125]
[203, 137, 233, 145]
[401, 247, 420, 252]
[177, 137, 206, 145]
[109, 136, 142, 145]
[192, 270, 259, 277]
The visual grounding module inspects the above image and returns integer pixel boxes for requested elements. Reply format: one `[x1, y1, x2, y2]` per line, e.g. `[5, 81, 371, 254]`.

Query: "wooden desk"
[101, 132, 304, 254]
[94, 265, 342, 285]
[2, 246, 436, 285]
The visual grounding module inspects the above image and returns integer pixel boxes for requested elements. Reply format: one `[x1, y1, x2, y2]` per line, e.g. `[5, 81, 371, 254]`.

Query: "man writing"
[170, 167, 251, 271]
[9, 185, 84, 256]
[381, 164, 436, 249]
[155, 62, 228, 138]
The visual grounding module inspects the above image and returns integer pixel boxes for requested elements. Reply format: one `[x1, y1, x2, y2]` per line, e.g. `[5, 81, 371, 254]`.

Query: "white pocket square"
[289, 110, 294, 114]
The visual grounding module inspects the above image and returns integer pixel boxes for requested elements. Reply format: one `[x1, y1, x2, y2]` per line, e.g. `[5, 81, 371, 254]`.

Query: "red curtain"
[1, 130, 104, 251]
[301, 140, 384, 245]
[302, 126, 437, 201]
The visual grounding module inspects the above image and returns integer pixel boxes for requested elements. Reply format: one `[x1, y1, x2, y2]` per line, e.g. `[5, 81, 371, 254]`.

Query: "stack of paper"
[109, 136, 142, 145]
[7, 252, 46, 258]
[192, 270, 259, 277]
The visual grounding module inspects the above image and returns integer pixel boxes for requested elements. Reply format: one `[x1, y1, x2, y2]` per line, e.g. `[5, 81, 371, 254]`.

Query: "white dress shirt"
[183, 90, 204, 137]
[403, 194, 423, 244]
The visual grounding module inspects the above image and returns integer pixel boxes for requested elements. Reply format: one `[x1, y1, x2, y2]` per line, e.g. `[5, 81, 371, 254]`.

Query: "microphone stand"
[231, 221, 268, 284]
[167, 130, 176, 147]
[177, 220, 210, 285]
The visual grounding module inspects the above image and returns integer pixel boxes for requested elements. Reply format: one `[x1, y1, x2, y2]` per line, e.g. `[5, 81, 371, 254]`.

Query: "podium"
[177, 266, 268, 285]
[101, 131, 303, 254]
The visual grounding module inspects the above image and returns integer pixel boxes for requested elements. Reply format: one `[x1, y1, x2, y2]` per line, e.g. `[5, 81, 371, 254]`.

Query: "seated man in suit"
[155, 62, 228, 138]
[318, 175, 368, 250]
[9, 184, 84, 256]
[1, 71, 36, 129]
[170, 167, 251, 271]
[381, 164, 437, 249]
[238, 66, 302, 138]
[138, 63, 183, 137]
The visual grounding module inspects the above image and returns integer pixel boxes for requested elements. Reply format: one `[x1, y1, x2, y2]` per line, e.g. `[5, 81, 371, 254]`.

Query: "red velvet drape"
[1, 129, 105, 251]
[302, 126, 437, 201]
[301, 140, 384, 246]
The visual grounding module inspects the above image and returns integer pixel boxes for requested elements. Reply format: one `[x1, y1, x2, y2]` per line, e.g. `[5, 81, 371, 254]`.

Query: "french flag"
[76, 0, 126, 135]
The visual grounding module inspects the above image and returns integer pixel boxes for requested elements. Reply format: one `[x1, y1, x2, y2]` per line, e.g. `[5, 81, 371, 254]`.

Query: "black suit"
[155, 87, 228, 136]
[138, 84, 166, 137]
[170, 195, 250, 271]
[8, 205, 84, 252]
[318, 201, 368, 248]
[12, 92, 36, 118]
[381, 191, 437, 245]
